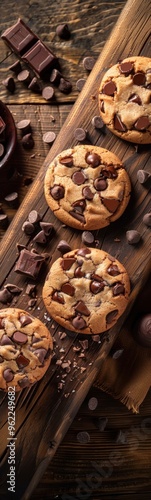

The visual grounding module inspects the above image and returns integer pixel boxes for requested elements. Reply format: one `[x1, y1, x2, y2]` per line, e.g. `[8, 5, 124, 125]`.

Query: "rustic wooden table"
[0, 1, 151, 499]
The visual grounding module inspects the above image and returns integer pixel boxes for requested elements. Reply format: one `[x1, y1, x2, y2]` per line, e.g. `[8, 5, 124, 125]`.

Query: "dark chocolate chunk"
[101, 197, 120, 213]
[69, 210, 85, 223]
[40, 222, 54, 235]
[61, 283, 75, 296]
[28, 298, 37, 308]
[60, 156, 73, 167]
[128, 93, 142, 105]
[81, 231, 94, 246]
[77, 431, 90, 443]
[62, 257, 76, 270]
[112, 349, 124, 359]
[3, 368, 14, 382]
[1, 335, 14, 346]
[100, 100, 105, 112]
[0, 214, 9, 229]
[72, 199, 86, 213]
[119, 61, 133, 75]
[85, 151, 100, 168]
[16, 119, 31, 135]
[4, 283, 22, 294]
[0, 288, 12, 304]
[91, 115, 105, 130]
[77, 247, 91, 257]
[50, 68, 62, 85]
[16, 354, 29, 368]
[95, 417, 108, 431]
[57, 240, 71, 254]
[12, 331, 28, 344]
[101, 165, 118, 179]
[9, 60, 22, 74]
[88, 397, 98, 410]
[74, 128, 87, 142]
[134, 314, 151, 347]
[23, 40, 57, 77]
[74, 266, 85, 278]
[83, 56, 95, 71]
[25, 283, 37, 296]
[143, 213, 151, 227]
[113, 282, 125, 295]
[116, 430, 127, 444]
[102, 80, 116, 96]
[28, 210, 41, 224]
[76, 78, 86, 91]
[52, 291, 64, 304]
[72, 170, 86, 185]
[137, 170, 151, 184]
[0, 143, 5, 158]
[42, 131, 56, 144]
[106, 310, 118, 324]
[33, 230, 47, 244]
[114, 114, 127, 132]
[18, 376, 30, 388]
[1, 18, 38, 56]
[20, 314, 32, 326]
[107, 264, 120, 276]
[4, 192, 19, 208]
[94, 178, 107, 191]
[42, 86, 55, 101]
[72, 315, 86, 330]
[2, 76, 15, 93]
[17, 69, 31, 85]
[82, 186, 94, 200]
[92, 334, 100, 342]
[75, 300, 90, 316]
[56, 24, 71, 40]
[59, 78, 72, 94]
[22, 220, 35, 235]
[90, 280, 104, 294]
[15, 248, 44, 279]
[50, 184, 64, 200]
[126, 230, 141, 244]
[133, 72, 146, 86]
[134, 116, 150, 131]
[28, 77, 41, 93]
[34, 348, 47, 363]
[21, 133, 34, 149]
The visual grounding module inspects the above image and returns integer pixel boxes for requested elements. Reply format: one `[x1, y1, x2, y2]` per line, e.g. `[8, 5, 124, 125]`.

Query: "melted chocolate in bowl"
[0, 100, 17, 178]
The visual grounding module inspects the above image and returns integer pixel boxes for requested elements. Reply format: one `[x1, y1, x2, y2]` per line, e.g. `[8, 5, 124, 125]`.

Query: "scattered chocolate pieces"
[88, 396, 98, 410]
[137, 170, 151, 184]
[9, 60, 22, 74]
[40, 222, 54, 235]
[58, 78, 72, 94]
[57, 240, 72, 254]
[17, 69, 31, 85]
[83, 56, 96, 71]
[25, 283, 37, 296]
[56, 24, 71, 40]
[15, 248, 44, 279]
[4, 192, 19, 208]
[111, 349, 124, 359]
[22, 220, 35, 235]
[28, 77, 41, 93]
[143, 213, 151, 227]
[81, 231, 94, 246]
[126, 230, 141, 244]
[21, 133, 34, 149]
[42, 131, 56, 144]
[76, 78, 86, 92]
[74, 128, 87, 142]
[91, 116, 105, 130]
[28, 210, 41, 224]
[77, 431, 90, 444]
[79, 339, 89, 350]
[4, 283, 22, 294]
[42, 86, 55, 101]
[134, 314, 151, 347]
[50, 68, 62, 85]
[0, 288, 12, 304]
[116, 430, 127, 444]
[33, 230, 47, 244]
[95, 417, 108, 431]
[2, 76, 15, 93]
[16, 119, 31, 135]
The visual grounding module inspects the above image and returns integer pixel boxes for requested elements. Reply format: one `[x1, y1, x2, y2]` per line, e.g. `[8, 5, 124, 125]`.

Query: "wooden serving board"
[0, 0, 151, 498]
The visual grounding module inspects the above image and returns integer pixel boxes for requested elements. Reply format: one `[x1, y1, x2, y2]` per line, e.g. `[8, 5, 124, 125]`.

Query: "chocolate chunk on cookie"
[99, 56, 151, 143]
[44, 145, 131, 230]
[42, 248, 130, 335]
[0, 308, 53, 391]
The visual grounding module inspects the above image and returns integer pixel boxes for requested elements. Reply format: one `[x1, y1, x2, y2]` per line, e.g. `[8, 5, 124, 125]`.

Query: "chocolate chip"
[40, 222, 54, 235]
[95, 417, 108, 431]
[101, 165, 118, 179]
[81, 231, 94, 246]
[137, 170, 151, 184]
[101, 198, 120, 213]
[72, 315, 86, 330]
[100, 100, 105, 112]
[107, 264, 120, 276]
[57, 240, 71, 254]
[17, 69, 31, 85]
[113, 283, 125, 295]
[4, 192, 19, 208]
[126, 230, 141, 244]
[42, 86, 55, 101]
[61, 283, 75, 296]
[85, 152, 100, 167]
[74, 266, 85, 278]
[16, 354, 29, 368]
[72, 200, 86, 213]
[114, 114, 127, 132]
[59, 78, 72, 94]
[0, 288, 12, 304]
[62, 257, 76, 270]
[88, 397, 98, 410]
[12, 331, 28, 344]
[50, 184, 65, 200]
[74, 128, 87, 142]
[83, 56, 95, 71]
[3, 368, 14, 382]
[56, 23, 71, 40]
[94, 178, 107, 191]
[112, 349, 124, 359]
[128, 93, 142, 105]
[21, 133, 34, 149]
[134, 314, 151, 347]
[4, 283, 22, 294]
[50, 68, 62, 84]
[90, 281, 104, 294]
[2, 76, 15, 93]
[69, 211, 85, 223]
[0, 143, 4, 158]
[1, 335, 14, 346]
[34, 348, 47, 364]
[77, 431, 90, 443]
[15, 249, 44, 279]
[75, 300, 90, 316]
[16, 119, 31, 135]
[134, 116, 150, 131]
[28, 210, 41, 224]
[20, 314, 32, 326]
[116, 430, 127, 444]
[33, 230, 47, 244]
[18, 376, 30, 388]
[91, 115, 105, 130]
[143, 213, 151, 227]
[82, 186, 94, 200]
[102, 80, 116, 96]
[22, 221, 35, 235]
[119, 61, 133, 75]
[25, 284, 37, 296]
[9, 60, 22, 74]
[52, 291, 64, 304]
[28, 298, 37, 307]
[106, 310, 118, 324]
[60, 155, 73, 167]
[76, 78, 86, 91]
[72, 170, 86, 185]
[28, 77, 41, 92]
[77, 248, 91, 257]
[133, 72, 146, 86]
[0, 214, 9, 229]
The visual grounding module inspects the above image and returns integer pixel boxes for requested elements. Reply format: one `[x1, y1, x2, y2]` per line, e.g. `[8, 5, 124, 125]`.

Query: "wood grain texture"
[0, 0, 151, 499]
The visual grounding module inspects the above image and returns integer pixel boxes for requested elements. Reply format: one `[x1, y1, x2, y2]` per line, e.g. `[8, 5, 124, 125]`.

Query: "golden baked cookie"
[44, 145, 131, 230]
[0, 308, 53, 391]
[99, 56, 151, 143]
[42, 248, 130, 335]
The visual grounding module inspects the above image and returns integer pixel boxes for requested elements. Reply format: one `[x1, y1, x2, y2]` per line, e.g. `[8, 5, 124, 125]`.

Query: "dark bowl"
[0, 100, 17, 178]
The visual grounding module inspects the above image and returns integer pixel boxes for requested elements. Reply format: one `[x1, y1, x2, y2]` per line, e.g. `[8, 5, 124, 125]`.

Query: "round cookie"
[0, 308, 53, 391]
[44, 145, 131, 230]
[42, 247, 130, 335]
[99, 56, 151, 143]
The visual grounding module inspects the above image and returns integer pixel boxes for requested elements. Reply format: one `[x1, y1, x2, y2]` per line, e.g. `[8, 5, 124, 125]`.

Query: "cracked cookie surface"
[0, 308, 53, 391]
[44, 145, 131, 230]
[99, 56, 151, 143]
[42, 248, 130, 335]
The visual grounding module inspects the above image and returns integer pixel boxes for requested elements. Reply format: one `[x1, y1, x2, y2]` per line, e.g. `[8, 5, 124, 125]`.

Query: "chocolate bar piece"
[15, 248, 45, 280]
[23, 40, 57, 77]
[1, 18, 38, 56]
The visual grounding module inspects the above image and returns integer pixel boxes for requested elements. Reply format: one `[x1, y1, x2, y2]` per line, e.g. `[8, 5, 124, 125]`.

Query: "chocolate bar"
[1, 18, 58, 78]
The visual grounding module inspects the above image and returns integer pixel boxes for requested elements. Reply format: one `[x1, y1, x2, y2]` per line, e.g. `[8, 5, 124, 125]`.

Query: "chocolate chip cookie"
[99, 56, 151, 143]
[44, 145, 131, 230]
[0, 308, 53, 391]
[42, 248, 130, 335]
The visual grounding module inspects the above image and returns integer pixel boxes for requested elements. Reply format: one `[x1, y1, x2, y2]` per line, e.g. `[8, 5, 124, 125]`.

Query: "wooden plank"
[0, 0, 151, 499]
